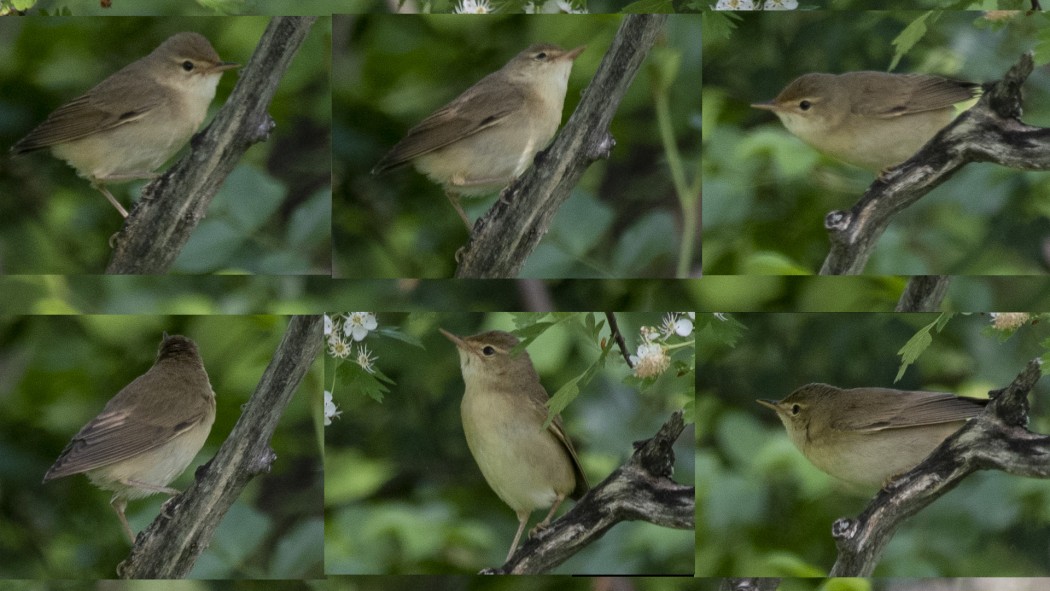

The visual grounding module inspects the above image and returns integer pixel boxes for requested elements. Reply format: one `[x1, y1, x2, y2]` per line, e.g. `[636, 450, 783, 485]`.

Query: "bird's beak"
[211, 61, 240, 73]
[750, 101, 779, 112]
[756, 399, 779, 411]
[563, 45, 586, 61]
[439, 328, 466, 349]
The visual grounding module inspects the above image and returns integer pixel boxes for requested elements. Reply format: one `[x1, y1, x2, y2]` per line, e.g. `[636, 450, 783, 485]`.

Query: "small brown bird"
[751, 71, 979, 172]
[11, 32, 239, 218]
[440, 328, 588, 562]
[758, 383, 987, 487]
[43, 333, 216, 543]
[373, 43, 585, 230]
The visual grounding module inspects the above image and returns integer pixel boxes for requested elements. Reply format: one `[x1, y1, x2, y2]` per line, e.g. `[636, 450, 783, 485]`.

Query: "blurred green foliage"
[0, 315, 324, 578]
[324, 312, 694, 573]
[21, 0, 683, 15]
[0, 275, 706, 314]
[0, 17, 332, 274]
[320, 578, 712, 591]
[332, 14, 700, 278]
[691, 275, 1050, 312]
[698, 312, 1050, 577]
[702, 11, 1050, 275]
[7, 275, 1050, 314]
[27, 0, 375, 15]
[704, 2, 1037, 17]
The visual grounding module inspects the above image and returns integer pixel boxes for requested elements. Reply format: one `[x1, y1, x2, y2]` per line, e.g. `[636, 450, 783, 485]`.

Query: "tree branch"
[604, 311, 634, 367]
[116, 315, 322, 578]
[820, 52, 1048, 275]
[454, 14, 669, 278]
[106, 16, 317, 274]
[895, 275, 950, 311]
[481, 410, 693, 574]
[828, 358, 1049, 577]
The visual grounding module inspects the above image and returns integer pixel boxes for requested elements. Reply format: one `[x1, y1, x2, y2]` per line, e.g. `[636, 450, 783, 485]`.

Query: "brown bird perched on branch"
[43, 333, 216, 543]
[758, 382, 987, 487]
[440, 328, 589, 561]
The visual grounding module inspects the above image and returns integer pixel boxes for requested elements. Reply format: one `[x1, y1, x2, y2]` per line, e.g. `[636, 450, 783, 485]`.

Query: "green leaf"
[889, 11, 935, 72]
[742, 251, 812, 276]
[376, 327, 424, 348]
[1034, 26, 1050, 67]
[221, 165, 286, 234]
[345, 363, 392, 402]
[822, 578, 873, 591]
[544, 335, 614, 426]
[699, 313, 747, 348]
[536, 190, 614, 263]
[287, 188, 331, 251]
[512, 321, 558, 349]
[173, 165, 286, 272]
[765, 551, 826, 577]
[510, 312, 551, 329]
[546, 372, 584, 422]
[612, 211, 678, 272]
[896, 328, 931, 383]
[192, 503, 271, 576]
[702, 10, 740, 41]
[269, 518, 323, 577]
[895, 313, 954, 382]
[934, 312, 955, 331]
[584, 312, 596, 337]
[579, 313, 609, 344]
[173, 218, 246, 273]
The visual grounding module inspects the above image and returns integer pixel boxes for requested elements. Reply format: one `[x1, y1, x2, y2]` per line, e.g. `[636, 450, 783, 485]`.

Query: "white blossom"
[355, 345, 377, 374]
[630, 343, 670, 378]
[714, 0, 757, 9]
[343, 312, 378, 342]
[454, 0, 492, 12]
[324, 390, 342, 426]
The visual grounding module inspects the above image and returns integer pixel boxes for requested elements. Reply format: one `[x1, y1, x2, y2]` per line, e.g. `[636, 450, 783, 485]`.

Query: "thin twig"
[605, 312, 633, 367]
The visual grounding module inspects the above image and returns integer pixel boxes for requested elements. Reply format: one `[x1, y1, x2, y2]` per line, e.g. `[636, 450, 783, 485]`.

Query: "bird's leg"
[530, 493, 566, 535]
[92, 172, 163, 216]
[91, 181, 129, 218]
[444, 190, 472, 232]
[109, 496, 135, 544]
[118, 479, 180, 496]
[99, 172, 160, 182]
[506, 511, 530, 562]
[450, 174, 516, 188]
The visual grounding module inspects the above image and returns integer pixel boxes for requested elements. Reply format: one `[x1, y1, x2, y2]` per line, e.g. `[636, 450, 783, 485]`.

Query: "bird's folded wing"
[374, 83, 527, 170]
[43, 406, 205, 480]
[12, 74, 161, 152]
[833, 389, 987, 432]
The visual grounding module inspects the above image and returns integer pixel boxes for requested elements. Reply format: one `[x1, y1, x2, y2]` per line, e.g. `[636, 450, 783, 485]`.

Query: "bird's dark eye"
[535, 52, 548, 60]
[798, 100, 811, 111]
[791, 404, 801, 415]
[182, 60, 195, 72]
[482, 346, 496, 356]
